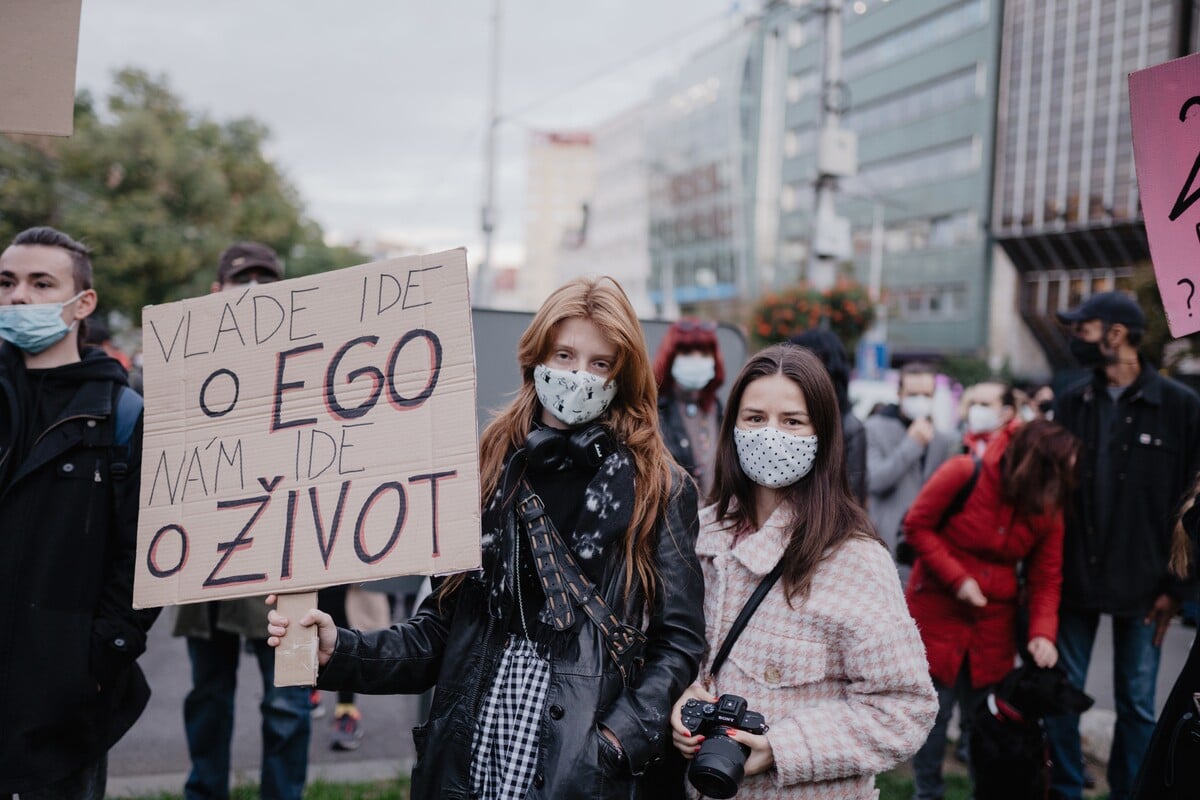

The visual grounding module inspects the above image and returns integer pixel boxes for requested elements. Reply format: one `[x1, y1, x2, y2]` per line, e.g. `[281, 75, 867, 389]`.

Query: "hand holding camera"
[676, 693, 771, 798]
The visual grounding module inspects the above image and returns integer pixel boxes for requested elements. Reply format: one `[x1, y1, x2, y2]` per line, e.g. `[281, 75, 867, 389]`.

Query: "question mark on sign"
[1179, 278, 1196, 317]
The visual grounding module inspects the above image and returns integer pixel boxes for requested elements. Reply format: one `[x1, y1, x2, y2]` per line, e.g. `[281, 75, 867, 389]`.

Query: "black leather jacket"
[318, 468, 705, 800]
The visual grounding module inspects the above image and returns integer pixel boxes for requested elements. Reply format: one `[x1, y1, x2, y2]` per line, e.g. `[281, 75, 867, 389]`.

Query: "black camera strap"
[707, 560, 785, 680]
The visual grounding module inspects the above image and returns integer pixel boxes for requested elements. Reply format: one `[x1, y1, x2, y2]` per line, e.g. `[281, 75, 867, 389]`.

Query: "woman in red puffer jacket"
[905, 419, 1081, 800]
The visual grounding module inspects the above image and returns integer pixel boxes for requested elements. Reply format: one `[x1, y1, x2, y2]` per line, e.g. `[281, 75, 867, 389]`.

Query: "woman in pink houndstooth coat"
[671, 344, 937, 799]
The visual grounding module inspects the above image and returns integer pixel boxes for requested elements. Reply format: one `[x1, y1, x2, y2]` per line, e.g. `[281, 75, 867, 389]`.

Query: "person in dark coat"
[267, 276, 706, 800]
[0, 227, 159, 799]
[653, 318, 725, 498]
[788, 329, 867, 505]
[1046, 292, 1200, 800]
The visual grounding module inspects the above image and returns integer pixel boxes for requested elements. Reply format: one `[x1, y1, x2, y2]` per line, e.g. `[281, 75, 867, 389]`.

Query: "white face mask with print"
[533, 364, 618, 427]
[733, 427, 819, 489]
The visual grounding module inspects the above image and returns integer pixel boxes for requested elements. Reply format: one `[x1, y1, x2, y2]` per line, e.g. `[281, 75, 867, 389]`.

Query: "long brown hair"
[710, 343, 878, 603]
[999, 420, 1081, 519]
[444, 276, 673, 604]
[1169, 471, 1200, 579]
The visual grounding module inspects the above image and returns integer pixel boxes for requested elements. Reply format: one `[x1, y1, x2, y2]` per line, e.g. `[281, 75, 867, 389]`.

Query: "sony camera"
[679, 694, 769, 798]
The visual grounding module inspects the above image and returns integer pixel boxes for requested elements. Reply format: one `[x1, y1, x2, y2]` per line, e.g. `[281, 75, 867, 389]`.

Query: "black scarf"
[479, 442, 636, 635]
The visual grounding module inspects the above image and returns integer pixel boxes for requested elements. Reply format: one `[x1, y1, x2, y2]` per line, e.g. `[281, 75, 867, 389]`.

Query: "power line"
[500, 9, 733, 123]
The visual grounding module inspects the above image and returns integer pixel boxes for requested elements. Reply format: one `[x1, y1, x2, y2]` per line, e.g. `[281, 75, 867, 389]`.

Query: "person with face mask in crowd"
[1046, 292, 1200, 800]
[959, 380, 1017, 458]
[865, 362, 955, 560]
[789, 328, 868, 505]
[905, 420, 1081, 800]
[654, 319, 725, 498]
[0, 227, 159, 799]
[669, 344, 936, 799]
[266, 276, 706, 800]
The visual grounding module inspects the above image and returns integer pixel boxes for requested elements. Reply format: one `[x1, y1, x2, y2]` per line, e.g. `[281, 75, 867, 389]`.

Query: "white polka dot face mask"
[733, 427, 819, 488]
[533, 364, 618, 426]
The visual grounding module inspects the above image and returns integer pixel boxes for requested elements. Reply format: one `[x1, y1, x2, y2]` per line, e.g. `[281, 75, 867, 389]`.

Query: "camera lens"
[687, 730, 749, 799]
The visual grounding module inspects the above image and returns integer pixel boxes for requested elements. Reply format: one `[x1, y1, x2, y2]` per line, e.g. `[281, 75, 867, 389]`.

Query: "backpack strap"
[114, 386, 143, 453]
[896, 454, 982, 566]
[108, 386, 143, 507]
[936, 454, 982, 530]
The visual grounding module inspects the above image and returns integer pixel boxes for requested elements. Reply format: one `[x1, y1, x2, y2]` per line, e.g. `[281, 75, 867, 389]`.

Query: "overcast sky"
[74, 1, 738, 265]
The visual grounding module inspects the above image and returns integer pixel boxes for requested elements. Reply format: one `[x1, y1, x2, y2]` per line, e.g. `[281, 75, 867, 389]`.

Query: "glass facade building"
[992, 0, 1195, 366]
[773, 0, 1003, 356]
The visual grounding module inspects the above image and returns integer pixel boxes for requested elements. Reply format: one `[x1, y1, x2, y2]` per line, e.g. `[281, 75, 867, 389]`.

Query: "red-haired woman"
[268, 277, 705, 800]
[653, 318, 725, 497]
[906, 419, 1081, 800]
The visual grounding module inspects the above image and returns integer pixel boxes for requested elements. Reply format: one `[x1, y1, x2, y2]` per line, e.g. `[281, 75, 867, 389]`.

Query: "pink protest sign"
[1130, 52, 1200, 337]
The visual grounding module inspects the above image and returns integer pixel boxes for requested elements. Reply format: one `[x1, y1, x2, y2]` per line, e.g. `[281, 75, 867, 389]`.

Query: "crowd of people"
[1, 223, 1198, 800]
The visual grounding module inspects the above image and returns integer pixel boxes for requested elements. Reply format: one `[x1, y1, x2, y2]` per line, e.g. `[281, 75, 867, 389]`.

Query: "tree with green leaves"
[0, 68, 364, 318]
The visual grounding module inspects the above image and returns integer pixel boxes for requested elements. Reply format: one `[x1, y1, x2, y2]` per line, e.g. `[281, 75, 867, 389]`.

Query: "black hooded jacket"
[0, 344, 159, 793]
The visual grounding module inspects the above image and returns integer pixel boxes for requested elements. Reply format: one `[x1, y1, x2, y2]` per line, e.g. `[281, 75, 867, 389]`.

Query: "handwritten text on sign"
[133, 249, 481, 609]
[1130, 52, 1200, 338]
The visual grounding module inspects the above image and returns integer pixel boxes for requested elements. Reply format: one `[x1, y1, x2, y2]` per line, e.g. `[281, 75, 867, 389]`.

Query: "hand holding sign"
[135, 250, 480, 686]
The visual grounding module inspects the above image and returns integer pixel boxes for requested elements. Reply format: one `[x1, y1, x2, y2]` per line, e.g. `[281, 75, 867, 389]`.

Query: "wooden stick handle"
[273, 591, 319, 687]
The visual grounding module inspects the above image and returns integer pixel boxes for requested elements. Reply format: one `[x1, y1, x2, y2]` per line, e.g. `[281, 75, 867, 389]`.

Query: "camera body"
[680, 694, 768, 798]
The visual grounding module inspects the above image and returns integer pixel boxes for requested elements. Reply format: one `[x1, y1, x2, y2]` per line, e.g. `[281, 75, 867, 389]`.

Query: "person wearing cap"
[210, 241, 285, 291]
[172, 242, 310, 800]
[1045, 291, 1200, 800]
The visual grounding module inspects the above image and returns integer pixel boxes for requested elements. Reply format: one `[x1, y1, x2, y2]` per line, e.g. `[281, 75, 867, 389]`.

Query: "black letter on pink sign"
[272, 343, 323, 431]
[409, 470, 457, 557]
[147, 524, 189, 578]
[353, 481, 407, 564]
[203, 495, 271, 587]
[1169, 96, 1200, 222]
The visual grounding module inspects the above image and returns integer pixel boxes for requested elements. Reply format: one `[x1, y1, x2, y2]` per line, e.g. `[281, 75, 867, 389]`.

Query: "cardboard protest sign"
[0, 0, 83, 136]
[133, 249, 481, 610]
[1130, 52, 1200, 338]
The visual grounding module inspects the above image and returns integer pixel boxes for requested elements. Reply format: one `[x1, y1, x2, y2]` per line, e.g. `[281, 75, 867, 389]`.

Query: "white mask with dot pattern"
[733, 427, 819, 488]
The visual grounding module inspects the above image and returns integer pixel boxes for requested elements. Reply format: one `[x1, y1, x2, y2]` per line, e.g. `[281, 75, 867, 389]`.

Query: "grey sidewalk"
[107, 613, 421, 798]
[107, 609, 1194, 797]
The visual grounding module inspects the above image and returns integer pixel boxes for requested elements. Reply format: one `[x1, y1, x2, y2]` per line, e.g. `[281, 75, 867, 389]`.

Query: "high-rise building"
[556, 103, 654, 314]
[645, 26, 769, 316]
[773, 0, 1004, 357]
[991, 0, 1196, 374]
[521, 131, 595, 308]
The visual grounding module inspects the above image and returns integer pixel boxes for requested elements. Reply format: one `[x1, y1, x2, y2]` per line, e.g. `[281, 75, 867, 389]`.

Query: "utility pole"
[474, 0, 502, 307]
[808, 0, 853, 291]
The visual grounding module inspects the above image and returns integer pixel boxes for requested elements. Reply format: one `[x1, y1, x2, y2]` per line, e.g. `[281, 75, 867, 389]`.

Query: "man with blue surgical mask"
[864, 361, 954, 560]
[0, 226, 159, 799]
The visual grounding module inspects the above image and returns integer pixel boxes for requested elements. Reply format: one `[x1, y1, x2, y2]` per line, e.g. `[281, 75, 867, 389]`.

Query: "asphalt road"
[106, 606, 1196, 798]
[108, 608, 422, 798]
